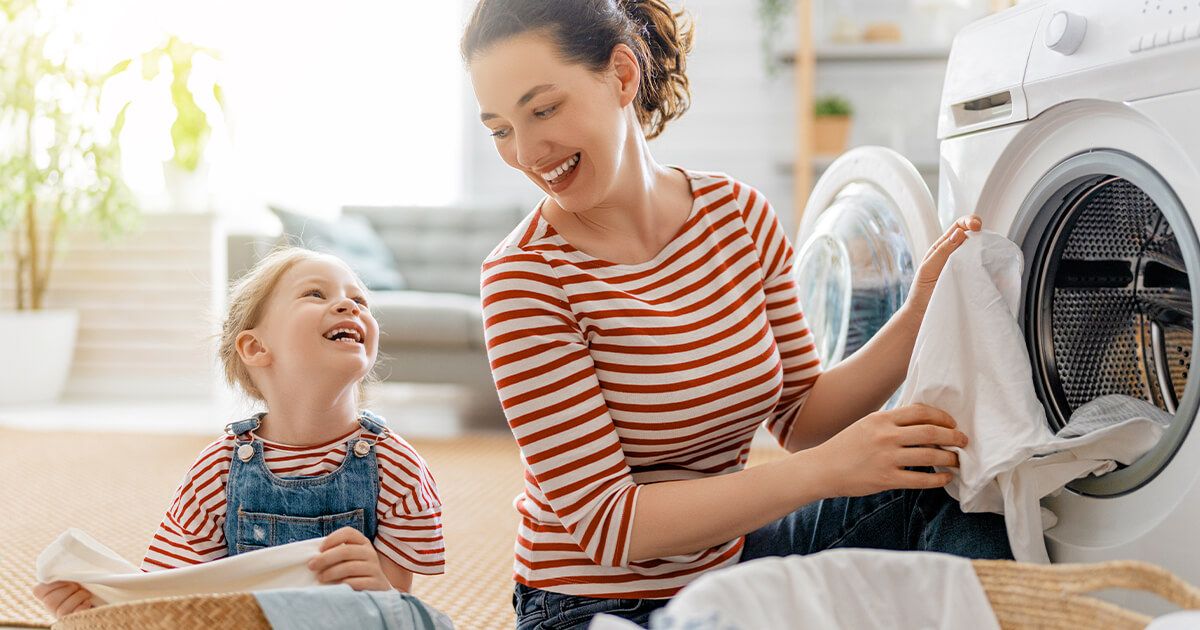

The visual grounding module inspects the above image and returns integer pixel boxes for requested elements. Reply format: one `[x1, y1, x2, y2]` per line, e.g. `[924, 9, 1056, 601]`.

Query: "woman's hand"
[812, 404, 967, 497]
[907, 215, 983, 317]
[307, 527, 392, 591]
[32, 581, 94, 618]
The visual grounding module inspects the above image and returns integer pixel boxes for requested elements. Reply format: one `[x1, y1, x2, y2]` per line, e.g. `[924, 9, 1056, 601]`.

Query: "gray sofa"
[227, 204, 527, 404]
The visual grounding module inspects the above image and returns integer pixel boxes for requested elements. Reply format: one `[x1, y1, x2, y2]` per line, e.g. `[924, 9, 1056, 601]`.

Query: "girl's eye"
[490, 127, 510, 139]
[305, 289, 324, 298]
[534, 105, 557, 119]
[353, 297, 369, 308]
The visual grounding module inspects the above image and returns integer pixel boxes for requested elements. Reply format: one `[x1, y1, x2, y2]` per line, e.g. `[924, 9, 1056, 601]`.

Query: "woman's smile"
[541, 152, 582, 193]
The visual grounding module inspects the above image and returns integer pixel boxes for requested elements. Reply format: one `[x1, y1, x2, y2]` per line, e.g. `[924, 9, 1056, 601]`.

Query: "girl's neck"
[255, 392, 361, 447]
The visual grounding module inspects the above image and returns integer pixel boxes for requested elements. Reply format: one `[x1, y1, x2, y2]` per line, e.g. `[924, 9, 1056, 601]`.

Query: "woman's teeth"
[542, 153, 579, 184]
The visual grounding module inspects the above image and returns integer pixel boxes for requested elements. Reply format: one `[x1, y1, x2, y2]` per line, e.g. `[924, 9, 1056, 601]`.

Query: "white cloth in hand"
[36, 528, 323, 605]
[897, 231, 1167, 562]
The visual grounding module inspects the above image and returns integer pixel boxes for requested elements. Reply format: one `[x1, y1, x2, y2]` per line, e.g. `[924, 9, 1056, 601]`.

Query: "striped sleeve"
[481, 250, 642, 569]
[733, 182, 823, 447]
[374, 436, 446, 575]
[140, 438, 232, 571]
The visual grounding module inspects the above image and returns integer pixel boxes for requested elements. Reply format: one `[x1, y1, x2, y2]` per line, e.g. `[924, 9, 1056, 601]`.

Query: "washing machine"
[794, 0, 1200, 606]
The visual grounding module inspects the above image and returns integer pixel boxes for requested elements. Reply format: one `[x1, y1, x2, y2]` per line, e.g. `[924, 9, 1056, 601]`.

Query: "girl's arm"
[378, 554, 414, 592]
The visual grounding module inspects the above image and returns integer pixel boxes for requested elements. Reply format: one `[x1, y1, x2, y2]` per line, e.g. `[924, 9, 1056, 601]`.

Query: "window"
[78, 0, 464, 219]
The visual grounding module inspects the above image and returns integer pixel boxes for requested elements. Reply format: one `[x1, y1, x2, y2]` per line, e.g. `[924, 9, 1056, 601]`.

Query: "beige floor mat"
[0, 427, 787, 628]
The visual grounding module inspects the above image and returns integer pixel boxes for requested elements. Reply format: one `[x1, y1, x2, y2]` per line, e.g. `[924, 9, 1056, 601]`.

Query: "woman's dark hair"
[461, 0, 694, 140]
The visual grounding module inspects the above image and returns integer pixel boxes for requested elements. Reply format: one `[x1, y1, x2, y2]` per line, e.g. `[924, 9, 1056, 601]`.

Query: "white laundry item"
[36, 528, 323, 605]
[896, 231, 1168, 563]
[589, 549, 1000, 630]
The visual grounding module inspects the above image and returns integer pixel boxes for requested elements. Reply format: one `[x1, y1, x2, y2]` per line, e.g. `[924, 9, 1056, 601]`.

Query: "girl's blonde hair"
[218, 246, 378, 405]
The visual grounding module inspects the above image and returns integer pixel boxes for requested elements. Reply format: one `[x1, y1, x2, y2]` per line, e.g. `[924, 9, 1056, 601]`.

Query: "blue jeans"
[511, 486, 1012, 629]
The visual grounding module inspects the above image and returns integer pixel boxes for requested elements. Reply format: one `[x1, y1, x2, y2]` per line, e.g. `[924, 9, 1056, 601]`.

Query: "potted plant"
[757, 0, 791, 76]
[813, 95, 853, 155]
[0, 0, 138, 404]
[136, 36, 225, 213]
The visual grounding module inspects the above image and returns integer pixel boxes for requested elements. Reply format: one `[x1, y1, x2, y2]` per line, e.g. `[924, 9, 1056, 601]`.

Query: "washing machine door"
[794, 146, 941, 372]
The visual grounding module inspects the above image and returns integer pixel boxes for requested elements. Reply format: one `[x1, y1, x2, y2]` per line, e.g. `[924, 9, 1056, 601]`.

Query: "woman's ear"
[609, 43, 641, 109]
[236, 330, 271, 367]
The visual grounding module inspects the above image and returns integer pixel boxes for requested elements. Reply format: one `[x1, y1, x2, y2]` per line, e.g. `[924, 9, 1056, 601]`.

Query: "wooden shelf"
[780, 44, 951, 65]
[778, 157, 938, 175]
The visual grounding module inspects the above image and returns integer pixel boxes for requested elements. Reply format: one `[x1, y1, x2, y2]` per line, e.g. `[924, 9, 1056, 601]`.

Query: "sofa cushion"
[368, 290, 484, 350]
[343, 206, 528, 295]
[271, 206, 407, 291]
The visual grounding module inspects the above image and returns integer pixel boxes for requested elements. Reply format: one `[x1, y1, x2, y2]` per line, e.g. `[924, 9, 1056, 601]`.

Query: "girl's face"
[469, 32, 636, 213]
[249, 257, 379, 385]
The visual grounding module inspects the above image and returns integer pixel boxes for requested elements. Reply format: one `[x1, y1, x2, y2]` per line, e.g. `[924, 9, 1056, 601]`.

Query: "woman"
[463, 1, 1011, 628]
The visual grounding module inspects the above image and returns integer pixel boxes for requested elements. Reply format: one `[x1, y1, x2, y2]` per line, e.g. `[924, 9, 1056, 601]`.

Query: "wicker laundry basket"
[973, 559, 1200, 629]
[52, 592, 269, 630]
[52, 559, 1200, 630]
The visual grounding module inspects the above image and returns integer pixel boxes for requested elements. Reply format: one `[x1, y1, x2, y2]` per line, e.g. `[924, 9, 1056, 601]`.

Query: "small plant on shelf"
[815, 95, 853, 118]
[813, 95, 853, 155]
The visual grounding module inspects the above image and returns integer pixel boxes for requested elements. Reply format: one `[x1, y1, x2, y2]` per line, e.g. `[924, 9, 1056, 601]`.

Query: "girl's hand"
[812, 404, 967, 497]
[307, 526, 391, 591]
[32, 581, 94, 618]
[907, 215, 983, 317]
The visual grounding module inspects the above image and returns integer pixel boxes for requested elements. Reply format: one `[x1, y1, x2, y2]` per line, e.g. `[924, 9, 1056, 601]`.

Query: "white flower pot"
[0, 309, 79, 404]
[162, 161, 211, 213]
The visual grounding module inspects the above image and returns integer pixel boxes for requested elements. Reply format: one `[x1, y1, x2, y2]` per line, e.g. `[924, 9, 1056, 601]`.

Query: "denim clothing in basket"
[254, 584, 455, 630]
[223, 411, 387, 556]
[512, 485, 1012, 630]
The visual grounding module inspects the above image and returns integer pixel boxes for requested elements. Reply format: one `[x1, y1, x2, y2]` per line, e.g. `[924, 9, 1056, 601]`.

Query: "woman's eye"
[534, 105, 557, 119]
[490, 127, 510, 139]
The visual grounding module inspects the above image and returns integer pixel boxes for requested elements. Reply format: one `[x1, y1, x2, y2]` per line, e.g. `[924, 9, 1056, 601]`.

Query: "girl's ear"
[609, 43, 641, 109]
[236, 330, 271, 367]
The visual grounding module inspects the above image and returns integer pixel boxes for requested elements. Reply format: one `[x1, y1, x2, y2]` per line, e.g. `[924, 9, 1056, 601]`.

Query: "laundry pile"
[896, 231, 1169, 562]
[590, 549, 999, 630]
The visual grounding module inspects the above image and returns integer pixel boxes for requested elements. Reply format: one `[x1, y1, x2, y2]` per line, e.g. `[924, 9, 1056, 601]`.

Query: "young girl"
[34, 247, 446, 618]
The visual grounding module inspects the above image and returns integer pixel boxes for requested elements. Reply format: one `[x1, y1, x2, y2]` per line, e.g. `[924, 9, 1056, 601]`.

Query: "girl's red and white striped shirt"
[140, 423, 445, 576]
[481, 169, 822, 598]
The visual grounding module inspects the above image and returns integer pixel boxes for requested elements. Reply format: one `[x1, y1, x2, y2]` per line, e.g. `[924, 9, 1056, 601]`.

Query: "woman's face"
[469, 32, 637, 213]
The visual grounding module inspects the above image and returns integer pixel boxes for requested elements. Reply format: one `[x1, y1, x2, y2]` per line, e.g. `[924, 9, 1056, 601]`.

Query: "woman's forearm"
[784, 304, 924, 452]
[626, 448, 831, 562]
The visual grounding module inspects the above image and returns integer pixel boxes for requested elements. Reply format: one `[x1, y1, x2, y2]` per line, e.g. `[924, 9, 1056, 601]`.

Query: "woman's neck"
[546, 123, 693, 265]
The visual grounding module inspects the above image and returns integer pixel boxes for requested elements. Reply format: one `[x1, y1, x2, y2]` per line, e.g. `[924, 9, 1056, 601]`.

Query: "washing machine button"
[1169, 25, 1186, 44]
[1129, 37, 1143, 53]
[1045, 11, 1087, 55]
[1187, 22, 1200, 40]
[1143, 32, 1159, 50]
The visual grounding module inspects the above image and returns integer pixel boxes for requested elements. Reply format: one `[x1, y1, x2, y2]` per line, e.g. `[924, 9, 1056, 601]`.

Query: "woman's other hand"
[307, 526, 392, 591]
[32, 581, 94, 618]
[813, 404, 967, 497]
[907, 215, 983, 317]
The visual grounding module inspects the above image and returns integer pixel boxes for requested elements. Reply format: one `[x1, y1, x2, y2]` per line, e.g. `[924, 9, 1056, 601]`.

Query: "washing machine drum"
[1021, 151, 1200, 495]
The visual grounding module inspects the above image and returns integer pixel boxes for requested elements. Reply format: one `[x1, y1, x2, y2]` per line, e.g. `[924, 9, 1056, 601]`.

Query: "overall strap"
[225, 413, 265, 443]
[357, 410, 389, 436]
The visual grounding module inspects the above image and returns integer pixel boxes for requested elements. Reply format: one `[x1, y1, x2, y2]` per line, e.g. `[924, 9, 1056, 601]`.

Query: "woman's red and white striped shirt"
[140, 421, 445, 575]
[481, 170, 822, 598]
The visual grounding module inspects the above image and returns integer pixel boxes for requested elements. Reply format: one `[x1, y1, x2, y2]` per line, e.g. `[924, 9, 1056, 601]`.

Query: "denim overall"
[222, 410, 388, 556]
